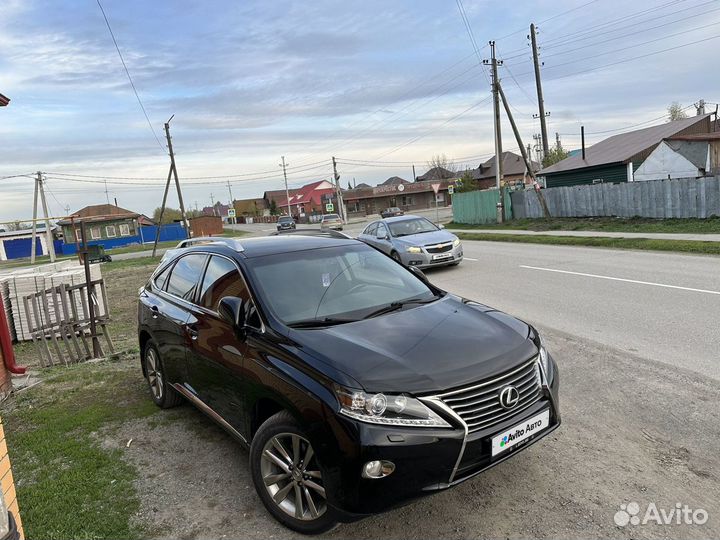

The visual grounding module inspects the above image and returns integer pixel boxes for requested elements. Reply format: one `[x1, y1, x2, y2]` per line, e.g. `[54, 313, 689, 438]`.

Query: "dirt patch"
[99, 329, 720, 539]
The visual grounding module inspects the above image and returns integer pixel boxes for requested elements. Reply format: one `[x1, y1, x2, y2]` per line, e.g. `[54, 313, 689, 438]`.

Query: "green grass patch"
[2, 358, 159, 540]
[449, 216, 720, 234]
[456, 232, 720, 255]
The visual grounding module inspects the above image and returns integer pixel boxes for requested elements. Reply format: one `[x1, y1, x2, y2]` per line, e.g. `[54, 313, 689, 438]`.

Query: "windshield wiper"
[287, 317, 358, 328]
[363, 297, 437, 319]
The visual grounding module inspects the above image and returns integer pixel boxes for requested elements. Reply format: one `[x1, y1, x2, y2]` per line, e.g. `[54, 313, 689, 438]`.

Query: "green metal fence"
[451, 189, 512, 224]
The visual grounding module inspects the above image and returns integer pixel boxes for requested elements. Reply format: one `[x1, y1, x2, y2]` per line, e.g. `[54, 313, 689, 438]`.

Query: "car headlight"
[335, 387, 450, 427]
[406, 246, 422, 254]
[452, 238, 461, 247]
[537, 337, 551, 383]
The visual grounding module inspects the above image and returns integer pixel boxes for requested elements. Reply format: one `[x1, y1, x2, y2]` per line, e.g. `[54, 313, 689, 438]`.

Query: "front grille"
[425, 241, 453, 254]
[437, 358, 541, 433]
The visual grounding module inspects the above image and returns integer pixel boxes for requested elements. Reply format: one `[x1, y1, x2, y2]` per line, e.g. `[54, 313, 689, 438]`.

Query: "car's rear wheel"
[250, 411, 338, 534]
[143, 341, 182, 408]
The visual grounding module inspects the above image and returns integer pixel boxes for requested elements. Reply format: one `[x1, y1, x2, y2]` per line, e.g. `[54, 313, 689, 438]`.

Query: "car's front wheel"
[250, 411, 338, 534]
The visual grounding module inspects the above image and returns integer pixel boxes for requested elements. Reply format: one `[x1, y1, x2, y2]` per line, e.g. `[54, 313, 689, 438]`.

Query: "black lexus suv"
[137, 233, 560, 534]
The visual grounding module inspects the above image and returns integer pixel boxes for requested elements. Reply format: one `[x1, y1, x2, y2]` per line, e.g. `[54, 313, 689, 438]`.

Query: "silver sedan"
[357, 215, 463, 268]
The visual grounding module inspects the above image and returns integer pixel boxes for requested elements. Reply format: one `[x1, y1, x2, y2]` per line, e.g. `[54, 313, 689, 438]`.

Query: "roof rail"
[270, 229, 353, 240]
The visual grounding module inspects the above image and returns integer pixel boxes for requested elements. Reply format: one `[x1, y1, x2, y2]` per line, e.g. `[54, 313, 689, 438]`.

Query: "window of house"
[165, 254, 207, 301]
[119, 223, 130, 236]
[74, 228, 82, 242]
[105, 225, 116, 237]
[402, 196, 414, 206]
[90, 227, 101, 240]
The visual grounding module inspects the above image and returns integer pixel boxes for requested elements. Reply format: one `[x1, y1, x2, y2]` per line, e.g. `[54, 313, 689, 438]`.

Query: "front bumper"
[401, 243, 464, 269]
[318, 357, 560, 519]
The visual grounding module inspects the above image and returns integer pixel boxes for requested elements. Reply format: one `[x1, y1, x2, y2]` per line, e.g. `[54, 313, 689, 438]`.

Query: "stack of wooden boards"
[0, 260, 104, 341]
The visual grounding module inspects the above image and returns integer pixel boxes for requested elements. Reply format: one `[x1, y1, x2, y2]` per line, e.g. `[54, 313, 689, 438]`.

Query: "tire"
[250, 411, 338, 534]
[143, 340, 182, 409]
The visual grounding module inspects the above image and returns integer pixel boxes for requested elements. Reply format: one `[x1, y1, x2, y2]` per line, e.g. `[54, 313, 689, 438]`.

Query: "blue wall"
[3, 237, 43, 259]
[60, 223, 187, 255]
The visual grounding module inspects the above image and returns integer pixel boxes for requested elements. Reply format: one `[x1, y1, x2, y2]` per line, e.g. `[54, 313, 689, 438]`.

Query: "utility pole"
[30, 172, 56, 263]
[210, 193, 217, 216]
[104, 179, 110, 205]
[152, 114, 191, 256]
[280, 156, 290, 217]
[30, 173, 39, 264]
[226, 180, 234, 223]
[64, 204, 71, 216]
[164, 117, 189, 231]
[498, 81, 550, 218]
[484, 40, 505, 222]
[530, 23, 549, 160]
[331, 156, 346, 221]
[412, 164, 417, 182]
[555, 132, 561, 150]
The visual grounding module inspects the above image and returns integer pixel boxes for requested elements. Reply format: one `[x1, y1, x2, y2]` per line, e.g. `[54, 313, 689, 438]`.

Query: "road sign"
[448, 185, 454, 195]
[325, 203, 334, 212]
[431, 183, 441, 194]
[227, 208, 236, 218]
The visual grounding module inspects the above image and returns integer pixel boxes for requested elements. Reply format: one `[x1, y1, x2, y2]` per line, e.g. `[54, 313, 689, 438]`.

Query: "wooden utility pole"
[152, 164, 173, 257]
[164, 117, 189, 232]
[332, 156, 346, 221]
[30, 173, 39, 264]
[530, 23, 549, 161]
[280, 156, 290, 217]
[484, 41, 505, 222]
[226, 180, 234, 224]
[498, 81, 550, 218]
[412, 164, 416, 182]
[80, 222, 102, 358]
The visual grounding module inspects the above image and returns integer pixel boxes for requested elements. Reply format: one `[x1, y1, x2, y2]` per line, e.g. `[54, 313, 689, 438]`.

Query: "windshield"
[388, 217, 438, 237]
[246, 244, 435, 325]
[278, 217, 293, 222]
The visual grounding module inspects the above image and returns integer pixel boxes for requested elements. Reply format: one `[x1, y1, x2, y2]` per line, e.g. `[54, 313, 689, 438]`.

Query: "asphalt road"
[427, 241, 720, 382]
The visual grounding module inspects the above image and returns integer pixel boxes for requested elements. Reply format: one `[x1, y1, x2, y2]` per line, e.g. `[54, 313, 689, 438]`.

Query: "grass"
[1, 357, 161, 539]
[448, 216, 720, 234]
[456, 232, 720, 255]
[2, 254, 163, 538]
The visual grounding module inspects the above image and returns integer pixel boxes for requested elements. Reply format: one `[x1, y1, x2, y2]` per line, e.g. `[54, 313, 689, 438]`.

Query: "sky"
[1, 0, 719, 221]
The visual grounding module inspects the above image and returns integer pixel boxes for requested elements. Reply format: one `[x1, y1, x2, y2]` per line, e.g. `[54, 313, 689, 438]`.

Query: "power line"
[558, 104, 696, 137]
[96, 0, 166, 154]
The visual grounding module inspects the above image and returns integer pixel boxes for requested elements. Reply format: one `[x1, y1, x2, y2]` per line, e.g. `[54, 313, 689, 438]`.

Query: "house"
[202, 202, 232, 223]
[379, 176, 411, 186]
[416, 167, 456, 181]
[538, 114, 713, 187]
[344, 178, 454, 216]
[460, 152, 539, 189]
[0, 225, 59, 261]
[263, 188, 300, 213]
[634, 132, 720, 181]
[189, 215, 223, 237]
[57, 204, 143, 251]
[275, 180, 338, 218]
[233, 197, 267, 217]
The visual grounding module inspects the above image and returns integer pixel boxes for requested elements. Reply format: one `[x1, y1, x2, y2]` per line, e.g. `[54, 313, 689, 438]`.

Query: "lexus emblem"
[498, 385, 520, 409]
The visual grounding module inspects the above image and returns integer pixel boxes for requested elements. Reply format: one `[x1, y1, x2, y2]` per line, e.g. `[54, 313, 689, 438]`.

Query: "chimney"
[581, 126, 586, 161]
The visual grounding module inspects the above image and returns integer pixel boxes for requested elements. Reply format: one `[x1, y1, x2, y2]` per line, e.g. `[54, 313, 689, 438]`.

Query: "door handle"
[186, 325, 199, 340]
[151, 305, 159, 319]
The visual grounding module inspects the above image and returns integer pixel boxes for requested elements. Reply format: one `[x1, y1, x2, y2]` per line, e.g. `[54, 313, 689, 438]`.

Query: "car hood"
[394, 229, 457, 247]
[289, 296, 536, 394]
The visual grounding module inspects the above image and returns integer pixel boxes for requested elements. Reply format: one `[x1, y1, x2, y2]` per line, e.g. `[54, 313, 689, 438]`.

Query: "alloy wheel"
[145, 348, 164, 400]
[260, 433, 326, 520]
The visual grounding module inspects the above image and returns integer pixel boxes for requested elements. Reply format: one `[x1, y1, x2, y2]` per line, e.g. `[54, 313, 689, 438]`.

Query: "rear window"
[166, 254, 207, 301]
[323, 214, 340, 220]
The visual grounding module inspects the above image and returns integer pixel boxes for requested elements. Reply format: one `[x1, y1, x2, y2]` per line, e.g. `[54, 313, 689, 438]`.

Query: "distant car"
[381, 207, 404, 218]
[276, 216, 296, 231]
[320, 213, 343, 231]
[358, 215, 462, 268]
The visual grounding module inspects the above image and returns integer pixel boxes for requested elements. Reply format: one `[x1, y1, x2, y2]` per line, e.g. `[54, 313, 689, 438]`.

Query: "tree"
[542, 146, 569, 168]
[667, 102, 688, 122]
[269, 200, 278, 215]
[454, 170, 479, 193]
[425, 153, 457, 179]
[152, 207, 183, 224]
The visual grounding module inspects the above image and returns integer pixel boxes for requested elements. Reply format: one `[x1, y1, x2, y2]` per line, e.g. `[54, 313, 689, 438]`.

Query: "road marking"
[464, 257, 478, 261]
[520, 265, 720, 296]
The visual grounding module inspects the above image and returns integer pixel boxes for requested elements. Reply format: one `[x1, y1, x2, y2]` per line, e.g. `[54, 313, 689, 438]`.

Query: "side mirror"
[438, 224, 445, 229]
[408, 265, 429, 284]
[219, 296, 246, 330]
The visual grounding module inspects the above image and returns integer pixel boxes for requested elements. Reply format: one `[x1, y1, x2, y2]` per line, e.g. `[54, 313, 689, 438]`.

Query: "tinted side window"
[166, 254, 207, 301]
[365, 223, 377, 236]
[153, 265, 171, 290]
[199, 256, 247, 310]
[376, 223, 388, 237]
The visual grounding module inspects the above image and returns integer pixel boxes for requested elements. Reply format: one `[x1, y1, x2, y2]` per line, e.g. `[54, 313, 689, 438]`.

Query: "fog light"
[362, 460, 395, 479]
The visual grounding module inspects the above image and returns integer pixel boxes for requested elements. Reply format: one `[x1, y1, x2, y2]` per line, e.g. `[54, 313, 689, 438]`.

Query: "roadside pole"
[80, 222, 101, 358]
[484, 41, 505, 222]
[37, 173, 57, 262]
[30, 173, 39, 264]
[332, 157, 346, 222]
[280, 156, 290, 217]
[431, 183, 441, 225]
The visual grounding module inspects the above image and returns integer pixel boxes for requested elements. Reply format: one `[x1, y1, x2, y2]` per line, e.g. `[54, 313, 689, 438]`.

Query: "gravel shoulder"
[102, 328, 720, 539]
